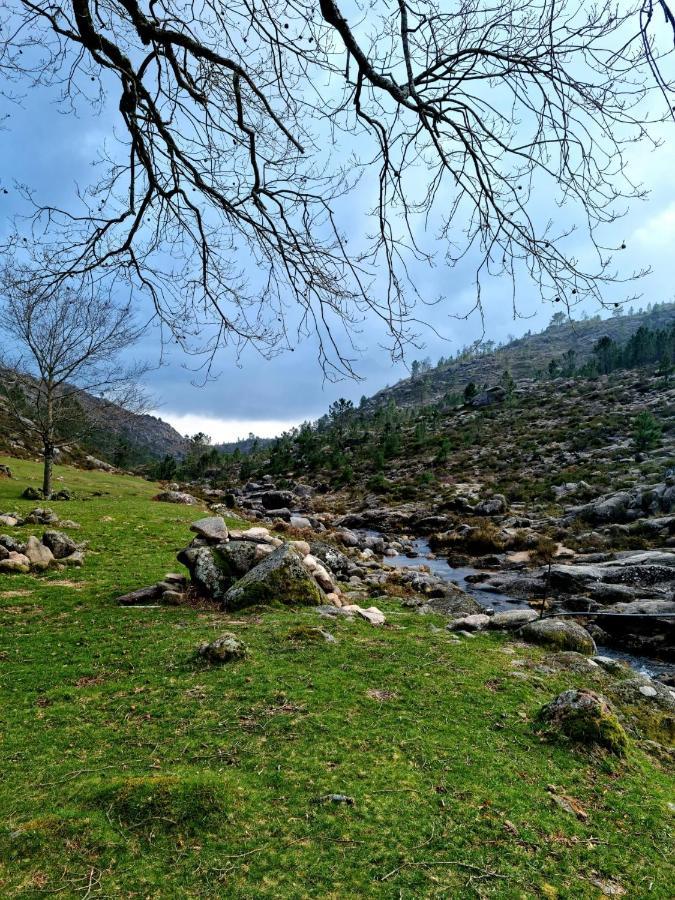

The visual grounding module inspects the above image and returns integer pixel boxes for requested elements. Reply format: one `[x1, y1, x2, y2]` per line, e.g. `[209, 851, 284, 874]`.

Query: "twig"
[381, 860, 506, 883]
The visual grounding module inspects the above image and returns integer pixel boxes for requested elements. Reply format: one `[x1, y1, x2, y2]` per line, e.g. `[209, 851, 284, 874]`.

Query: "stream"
[382, 537, 674, 680]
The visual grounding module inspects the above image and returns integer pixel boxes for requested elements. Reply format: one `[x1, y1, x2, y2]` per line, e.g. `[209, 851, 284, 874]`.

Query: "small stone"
[639, 685, 658, 698]
[356, 606, 385, 625]
[289, 540, 311, 557]
[197, 632, 247, 663]
[154, 490, 199, 505]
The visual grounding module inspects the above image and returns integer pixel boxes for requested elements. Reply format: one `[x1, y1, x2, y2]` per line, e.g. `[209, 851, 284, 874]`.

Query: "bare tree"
[0, 263, 148, 498]
[0, 1, 671, 376]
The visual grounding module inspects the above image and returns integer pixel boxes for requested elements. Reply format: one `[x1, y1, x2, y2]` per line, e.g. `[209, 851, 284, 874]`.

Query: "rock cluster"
[0, 528, 84, 573]
[153, 490, 199, 505]
[120, 516, 389, 624]
[0, 507, 80, 530]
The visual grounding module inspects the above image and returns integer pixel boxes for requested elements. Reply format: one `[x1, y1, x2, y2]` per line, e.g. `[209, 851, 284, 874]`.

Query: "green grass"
[0, 457, 673, 897]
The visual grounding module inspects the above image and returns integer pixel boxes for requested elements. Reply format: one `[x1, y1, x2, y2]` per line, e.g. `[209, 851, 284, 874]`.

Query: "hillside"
[0, 375, 189, 467]
[365, 303, 675, 410]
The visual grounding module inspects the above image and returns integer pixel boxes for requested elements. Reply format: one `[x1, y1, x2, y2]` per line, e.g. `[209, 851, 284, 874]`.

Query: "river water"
[382, 537, 674, 680]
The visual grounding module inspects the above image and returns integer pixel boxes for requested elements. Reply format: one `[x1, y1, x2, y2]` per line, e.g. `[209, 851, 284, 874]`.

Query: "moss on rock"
[536, 689, 628, 756]
[224, 545, 325, 610]
[521, 618, 597, 655]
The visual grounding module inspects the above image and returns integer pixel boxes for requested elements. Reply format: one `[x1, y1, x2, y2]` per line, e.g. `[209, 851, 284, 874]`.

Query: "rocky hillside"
[0, 377, 189, 466]
[365, 303, 675, 410]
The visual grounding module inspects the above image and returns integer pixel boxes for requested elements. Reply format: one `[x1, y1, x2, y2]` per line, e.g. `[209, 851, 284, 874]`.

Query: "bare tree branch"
[0, 0, 671, 376]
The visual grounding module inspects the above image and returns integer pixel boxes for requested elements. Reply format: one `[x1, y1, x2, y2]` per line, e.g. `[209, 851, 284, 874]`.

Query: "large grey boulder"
[487, 609, 538, 630]
[565, 481, 675, 525]
[224, 544, 325, 610]
[24, 536, 54, 570]
[259, 490, 295, 510]
[189, 516, 228, 542]
[178, 541, 263, 602]
[42, 530, 78, 559]
[520, 618, 597, 655]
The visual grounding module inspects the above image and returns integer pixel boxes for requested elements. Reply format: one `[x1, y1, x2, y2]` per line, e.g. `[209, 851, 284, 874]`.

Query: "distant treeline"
[548, 323, 675, 379]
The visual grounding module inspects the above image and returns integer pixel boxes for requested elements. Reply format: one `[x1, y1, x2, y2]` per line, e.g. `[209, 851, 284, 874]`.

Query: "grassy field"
[0, 457, 673, 898]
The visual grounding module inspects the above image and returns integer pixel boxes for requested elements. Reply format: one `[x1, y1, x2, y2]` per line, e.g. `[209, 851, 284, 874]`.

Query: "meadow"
[0, 458, 673, 898]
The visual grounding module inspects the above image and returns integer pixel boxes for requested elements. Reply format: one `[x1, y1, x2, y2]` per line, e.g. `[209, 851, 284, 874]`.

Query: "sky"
[1, 17, 674, 444]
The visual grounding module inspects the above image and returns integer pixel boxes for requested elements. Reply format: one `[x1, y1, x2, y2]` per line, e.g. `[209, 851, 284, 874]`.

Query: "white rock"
[0, 515, 18, 527]
[289, 540, 311, 557]
[290, 516, 312, 530]
[254, 543, 275, 560]
[447, 614, 491, 632]
[302, 554, 319, 571]
[357, 606, 386, 625]
[639, 685, 658, 698]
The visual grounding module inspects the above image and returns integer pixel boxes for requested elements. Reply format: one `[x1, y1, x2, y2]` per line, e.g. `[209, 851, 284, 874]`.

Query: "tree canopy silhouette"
[1, 0, 672, 375]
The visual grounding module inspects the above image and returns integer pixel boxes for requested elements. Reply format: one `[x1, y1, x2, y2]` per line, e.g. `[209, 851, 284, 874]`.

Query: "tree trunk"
[42, 384, 54, 499]
[42, 442, 53, 499]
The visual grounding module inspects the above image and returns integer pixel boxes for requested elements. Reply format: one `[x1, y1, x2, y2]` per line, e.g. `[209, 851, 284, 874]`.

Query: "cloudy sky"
[1, 38, 673, 443]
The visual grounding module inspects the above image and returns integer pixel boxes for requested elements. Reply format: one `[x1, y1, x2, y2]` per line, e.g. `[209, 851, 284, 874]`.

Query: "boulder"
[42, 530, 78, 560]
[189, 516, 228, 542]
[118, 584, 163, 605]
[447, 613, 491, 632]
[24, 535, 54, 570]
[608, 677, 675, 745]
[21, 487, 42, 500]
[309, 541, 354, 575]
[259, 490, 295, 510]
[0, 552, 30, 573]
[520, 618, 596, 655]
[487, 609, 538, 630]
[0, 534, 22, 552]
[197, 632, 247, 663]
[290, 515, 312, 530]
[0, 515, 18, 527]
[178, 541, 263, 601]
[340, 604, 386, 625]
[473, 494, 508, 516]
[536, 689, 628, 755]
[224, 544, 325, 610]
[26, 508, 59, 525]
[0, 464, 12, 478]
[229, 527, 280, 545]
[154, 490, 199, 505]
[61, 550, 85, 567]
